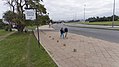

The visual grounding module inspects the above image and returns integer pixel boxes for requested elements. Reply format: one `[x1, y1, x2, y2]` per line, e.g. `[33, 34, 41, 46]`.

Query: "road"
[53, 24, 119, 43]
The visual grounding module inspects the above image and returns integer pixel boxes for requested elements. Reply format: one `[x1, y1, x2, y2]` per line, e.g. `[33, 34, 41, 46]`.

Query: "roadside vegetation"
[67, 15, 119, 26]
[78, 15, 119, 26]
[80, 21, 119, 26]
[0, 32, 57, 67]
[86, 15, 119, 22]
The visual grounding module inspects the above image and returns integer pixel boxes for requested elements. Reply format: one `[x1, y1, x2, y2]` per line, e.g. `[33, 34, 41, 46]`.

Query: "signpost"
[25, 8, 40, 47]
[25, 8, 36, 20]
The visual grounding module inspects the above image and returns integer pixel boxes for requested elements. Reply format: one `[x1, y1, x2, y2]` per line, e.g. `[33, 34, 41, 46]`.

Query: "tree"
[38, 15, 50, 25]
[4, 0, 49, 32]
[7, 0, 16, 13]
[3, 11, 17, 31]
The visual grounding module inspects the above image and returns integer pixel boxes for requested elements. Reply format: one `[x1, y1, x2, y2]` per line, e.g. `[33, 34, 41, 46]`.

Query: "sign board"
[25, 9, 36, 20]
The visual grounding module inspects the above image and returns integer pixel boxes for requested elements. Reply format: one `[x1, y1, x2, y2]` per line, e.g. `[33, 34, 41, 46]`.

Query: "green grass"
[79, 21, 119, 26]
[0, 32, 57, 67]
[0, 30, 11, 36]
[26, 26, 37, 30]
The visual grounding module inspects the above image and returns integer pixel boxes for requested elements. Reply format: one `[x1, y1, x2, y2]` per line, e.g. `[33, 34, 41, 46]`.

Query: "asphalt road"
[53, 24, 119, 43]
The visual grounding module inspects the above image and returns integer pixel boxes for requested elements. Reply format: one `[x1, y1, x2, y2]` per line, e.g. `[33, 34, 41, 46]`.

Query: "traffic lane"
[53, 24, 119, 43]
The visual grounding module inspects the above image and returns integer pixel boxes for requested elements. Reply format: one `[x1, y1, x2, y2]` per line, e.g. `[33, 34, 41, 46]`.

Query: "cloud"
[44, 0, 119, 21]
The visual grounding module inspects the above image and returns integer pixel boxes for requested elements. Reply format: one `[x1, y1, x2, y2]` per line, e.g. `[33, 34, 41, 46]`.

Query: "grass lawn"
[79, 21, 119, 26]
[0, 29, 11, 36]
[0, 32, 57, 67]
[26, 26, 37, 30]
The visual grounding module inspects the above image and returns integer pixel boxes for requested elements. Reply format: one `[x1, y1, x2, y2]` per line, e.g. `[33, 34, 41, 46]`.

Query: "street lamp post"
[84, 4, 86, 22]
[112, 0, 115, 28]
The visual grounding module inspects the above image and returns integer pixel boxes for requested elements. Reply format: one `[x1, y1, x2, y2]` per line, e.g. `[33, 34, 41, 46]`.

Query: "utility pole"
[112, 0, 115, 28]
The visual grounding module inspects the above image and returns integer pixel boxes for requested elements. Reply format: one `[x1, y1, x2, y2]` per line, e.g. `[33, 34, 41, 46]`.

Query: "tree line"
[86, 15, 119, 22]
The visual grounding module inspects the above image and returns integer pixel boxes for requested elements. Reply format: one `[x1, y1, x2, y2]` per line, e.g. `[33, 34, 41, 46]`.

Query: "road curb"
[40, 41, 61, 67]
[33, 31, 61, 67]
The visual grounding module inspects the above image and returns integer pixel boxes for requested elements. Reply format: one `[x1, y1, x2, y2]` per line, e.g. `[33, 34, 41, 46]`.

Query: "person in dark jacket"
[64, 27, 68, 38]
[60, 28, 64, 39]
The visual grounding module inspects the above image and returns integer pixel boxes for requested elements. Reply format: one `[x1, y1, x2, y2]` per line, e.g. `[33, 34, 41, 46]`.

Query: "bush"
[0, 19, 5, 29]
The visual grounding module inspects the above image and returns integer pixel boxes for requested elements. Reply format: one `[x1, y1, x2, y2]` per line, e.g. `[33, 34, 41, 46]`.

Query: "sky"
[0, 0, 119, 21]
[0, 0, 10, 19]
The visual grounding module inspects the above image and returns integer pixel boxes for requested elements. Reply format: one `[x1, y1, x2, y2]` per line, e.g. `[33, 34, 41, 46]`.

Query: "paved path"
[34, 25, 119, 67]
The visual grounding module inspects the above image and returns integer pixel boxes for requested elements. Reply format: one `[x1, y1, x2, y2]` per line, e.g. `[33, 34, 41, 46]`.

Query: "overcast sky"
[0, 0, 119, 21]
[0, 0, 9, 19]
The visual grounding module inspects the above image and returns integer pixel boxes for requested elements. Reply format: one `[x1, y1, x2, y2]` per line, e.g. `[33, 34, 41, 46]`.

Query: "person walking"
[49, 22, 52, 28]
[60, 28, 64, 39]
[64, 27, 68, 38]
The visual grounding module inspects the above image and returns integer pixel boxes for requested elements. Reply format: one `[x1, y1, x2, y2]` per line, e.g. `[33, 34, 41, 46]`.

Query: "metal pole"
[36, 5, 40, 47]
[112, 0, 115, 28]
[84, 4, 86, 22]
[37, 25, 40, 44]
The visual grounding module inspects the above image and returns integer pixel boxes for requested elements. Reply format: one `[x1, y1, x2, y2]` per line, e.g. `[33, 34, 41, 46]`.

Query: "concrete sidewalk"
[65, 24, 119, 30]
[38, 25, 55, 31]
[35, 25, 119, 67]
